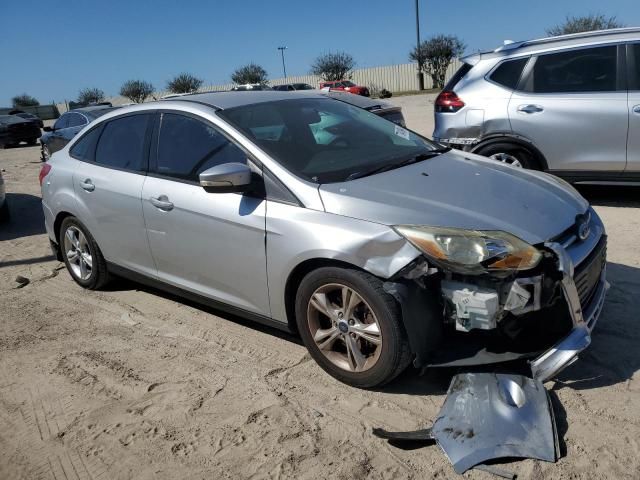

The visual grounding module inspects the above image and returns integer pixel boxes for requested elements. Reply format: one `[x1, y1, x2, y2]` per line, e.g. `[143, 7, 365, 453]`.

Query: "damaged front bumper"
[386, 217, 608, 382]
[530, 241, 609, 381]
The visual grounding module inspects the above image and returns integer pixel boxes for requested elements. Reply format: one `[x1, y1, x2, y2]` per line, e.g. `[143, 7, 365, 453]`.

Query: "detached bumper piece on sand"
[374, 373, 560, 478]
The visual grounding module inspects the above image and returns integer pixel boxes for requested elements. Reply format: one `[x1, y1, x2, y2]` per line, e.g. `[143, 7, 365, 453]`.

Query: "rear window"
[528, 45, 618, 93]
[70, 125, 103, 162]
[94, 114, 150, 171]
[489, 58, 528, 89]
[443, 63, 472, 91]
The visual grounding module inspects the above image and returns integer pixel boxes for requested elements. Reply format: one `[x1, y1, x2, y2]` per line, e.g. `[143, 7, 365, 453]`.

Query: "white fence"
[57, 60, 462, 113]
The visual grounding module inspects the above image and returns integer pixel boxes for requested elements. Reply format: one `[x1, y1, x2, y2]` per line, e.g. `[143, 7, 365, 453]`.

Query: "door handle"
[517, 104, 544, 114]
[80, 179, 95, 192]
[150, 195, 174, 211]
[633, 105, 640, 114]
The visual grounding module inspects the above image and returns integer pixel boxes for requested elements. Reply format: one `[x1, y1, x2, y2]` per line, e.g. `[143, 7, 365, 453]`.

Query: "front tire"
[475, 142, 539, 170]
[295, 267, 412, 388]
[59, 217, 110, 289]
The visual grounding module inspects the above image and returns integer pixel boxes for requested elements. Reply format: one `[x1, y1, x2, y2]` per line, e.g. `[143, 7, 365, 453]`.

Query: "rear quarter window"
[443, 62, 472, 91]
[489, 57, 528, 90]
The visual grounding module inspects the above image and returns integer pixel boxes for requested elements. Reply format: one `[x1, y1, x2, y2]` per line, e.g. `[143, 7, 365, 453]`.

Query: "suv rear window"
[528, 45, 618, 93]
[489, 58, 528, 89]
[443, 62, 472, 91]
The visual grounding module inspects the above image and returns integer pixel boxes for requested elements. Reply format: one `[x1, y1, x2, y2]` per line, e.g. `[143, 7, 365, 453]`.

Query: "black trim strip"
[549, 170, 640, 182]
[106, 262, 292, 333]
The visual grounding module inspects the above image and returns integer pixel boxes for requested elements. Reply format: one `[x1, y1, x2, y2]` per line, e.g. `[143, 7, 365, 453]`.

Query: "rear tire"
[27, 138, 37, 146]
[41, 144, 51, 162]
[59, 217, 110, 289]
[295, 267, 412, 388]
[475, 142, 539, 170]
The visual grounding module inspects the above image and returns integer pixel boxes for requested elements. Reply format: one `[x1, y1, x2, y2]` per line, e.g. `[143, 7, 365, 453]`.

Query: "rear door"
[141, 111, 270, 315]
[626, 42, 640, 173]
[71, 112, 157, 277]
[508, 44, 628, 173]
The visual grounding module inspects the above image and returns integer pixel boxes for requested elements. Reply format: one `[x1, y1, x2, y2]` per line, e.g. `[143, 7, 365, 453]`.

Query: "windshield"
[219, 98, 440, 183]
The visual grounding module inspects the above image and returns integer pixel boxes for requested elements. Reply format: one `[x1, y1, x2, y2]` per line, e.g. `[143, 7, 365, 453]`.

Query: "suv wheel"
[60, 217, 110, 289]
[476, 142, 539, 170]
[295, 267, 412, 388]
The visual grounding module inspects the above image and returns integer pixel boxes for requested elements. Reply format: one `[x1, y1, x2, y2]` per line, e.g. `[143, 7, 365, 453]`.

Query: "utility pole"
[415, 0, 424, 90]
[277, 46, 288, 79]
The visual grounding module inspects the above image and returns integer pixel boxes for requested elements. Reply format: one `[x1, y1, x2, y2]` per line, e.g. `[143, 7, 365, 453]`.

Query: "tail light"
[39, 163, 51, 186]
[435, 91, 465, 113]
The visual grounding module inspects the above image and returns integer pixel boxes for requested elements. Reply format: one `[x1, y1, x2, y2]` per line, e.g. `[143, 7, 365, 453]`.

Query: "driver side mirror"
[199, 162, 252, 192]
[43, 126, 53, 132]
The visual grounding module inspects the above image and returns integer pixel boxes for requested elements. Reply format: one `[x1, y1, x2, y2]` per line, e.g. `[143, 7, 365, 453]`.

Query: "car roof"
[464, 27, 640, 63]
[166, 90, 327, 110]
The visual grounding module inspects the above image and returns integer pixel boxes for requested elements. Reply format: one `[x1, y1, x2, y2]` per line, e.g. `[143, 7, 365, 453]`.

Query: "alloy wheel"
[489, 152, 523, 168]
[307, 283, 382, 372]
[42, 145, 50, 161]
[63, 226, 93, 280]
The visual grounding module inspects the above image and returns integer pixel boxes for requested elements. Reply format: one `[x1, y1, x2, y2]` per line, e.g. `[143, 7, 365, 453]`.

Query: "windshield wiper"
[346, 149, 450, 181]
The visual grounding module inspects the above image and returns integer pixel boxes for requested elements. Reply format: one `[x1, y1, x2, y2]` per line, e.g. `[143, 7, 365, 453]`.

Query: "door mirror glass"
[199, 162, 252, 191]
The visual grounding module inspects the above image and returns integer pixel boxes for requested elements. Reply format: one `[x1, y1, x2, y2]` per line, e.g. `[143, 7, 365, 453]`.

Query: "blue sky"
[1, 0, 638, 105]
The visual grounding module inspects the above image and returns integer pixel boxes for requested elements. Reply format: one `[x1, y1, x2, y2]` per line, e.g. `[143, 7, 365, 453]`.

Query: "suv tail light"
[435, 91, 465, 113]
[39, 163, 51, 186]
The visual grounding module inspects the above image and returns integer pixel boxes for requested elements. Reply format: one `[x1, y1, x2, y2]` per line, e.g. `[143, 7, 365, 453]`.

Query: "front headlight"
[394, 225, 541, 272]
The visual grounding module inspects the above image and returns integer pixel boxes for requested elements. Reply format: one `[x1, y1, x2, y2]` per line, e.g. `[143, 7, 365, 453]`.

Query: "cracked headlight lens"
[393, 225, 541, 272]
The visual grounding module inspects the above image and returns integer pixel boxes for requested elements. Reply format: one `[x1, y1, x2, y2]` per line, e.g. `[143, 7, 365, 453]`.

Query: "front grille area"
[573, 235, 607, 307]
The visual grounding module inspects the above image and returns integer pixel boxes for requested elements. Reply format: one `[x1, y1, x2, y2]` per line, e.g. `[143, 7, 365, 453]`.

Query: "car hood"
[318, 150, 589, 245]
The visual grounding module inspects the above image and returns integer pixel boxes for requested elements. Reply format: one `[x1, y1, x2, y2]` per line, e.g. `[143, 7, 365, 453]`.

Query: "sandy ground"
[1, 96, 640, 480]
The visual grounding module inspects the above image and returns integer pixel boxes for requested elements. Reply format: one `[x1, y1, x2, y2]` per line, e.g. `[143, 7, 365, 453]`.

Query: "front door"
[509, 44, 628, 173]
[141, 111, 270, 315]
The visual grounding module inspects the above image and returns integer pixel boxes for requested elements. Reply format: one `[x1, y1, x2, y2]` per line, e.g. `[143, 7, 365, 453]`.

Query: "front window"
[341, 81, 356, 87]
[219, 98, 441, 183]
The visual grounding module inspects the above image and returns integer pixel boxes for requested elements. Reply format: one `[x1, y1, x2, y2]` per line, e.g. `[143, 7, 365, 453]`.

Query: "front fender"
[265, 201, 421, 323]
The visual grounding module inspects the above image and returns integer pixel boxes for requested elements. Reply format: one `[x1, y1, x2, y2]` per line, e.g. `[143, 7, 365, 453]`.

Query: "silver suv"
[41, 91, 607, 388]
[433, 28, 640, 183]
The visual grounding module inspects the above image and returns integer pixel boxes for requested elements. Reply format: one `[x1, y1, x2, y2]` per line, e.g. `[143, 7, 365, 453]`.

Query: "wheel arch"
[471, 134, 549, 170]
[53, 211, 74, 246]
[283, 258, 372, 334]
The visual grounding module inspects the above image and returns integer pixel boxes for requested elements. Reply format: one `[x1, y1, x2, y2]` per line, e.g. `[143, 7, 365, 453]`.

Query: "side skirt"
[106, 262, 293, 334]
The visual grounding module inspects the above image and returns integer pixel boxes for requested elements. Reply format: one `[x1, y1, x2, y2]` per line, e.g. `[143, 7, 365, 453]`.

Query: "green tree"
[77, 88, 105, 105]
[310, 52, 355, 81]
[12, 94, 40, 107]
[410, 35, 465, 89]
[231, 63, 268, 84]
[546, 14, 624, 36]
[166, 73, 203, 94]
[120, 80, 155, 103]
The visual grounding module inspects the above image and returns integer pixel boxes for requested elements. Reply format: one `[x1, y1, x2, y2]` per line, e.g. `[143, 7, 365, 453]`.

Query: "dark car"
[40, 106, 118, 161]
[11, 111, 45, 129]
[273, 83, 315, 91]
[321, 91, 405, 126]
[0, 115, 42, 148]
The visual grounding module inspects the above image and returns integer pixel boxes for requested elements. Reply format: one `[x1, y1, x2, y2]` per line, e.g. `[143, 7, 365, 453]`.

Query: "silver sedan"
[41, 91, 607, 388]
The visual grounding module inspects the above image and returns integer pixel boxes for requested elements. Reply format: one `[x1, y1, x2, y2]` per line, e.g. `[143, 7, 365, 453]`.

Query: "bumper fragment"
[530, 242, 609, 382]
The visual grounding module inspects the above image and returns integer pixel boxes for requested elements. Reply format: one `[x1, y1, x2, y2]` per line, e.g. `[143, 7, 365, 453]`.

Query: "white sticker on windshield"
[394, 125, 410, 140]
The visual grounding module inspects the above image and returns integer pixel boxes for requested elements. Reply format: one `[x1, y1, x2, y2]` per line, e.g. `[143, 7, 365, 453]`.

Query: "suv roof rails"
[494, 27, 640, 52]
